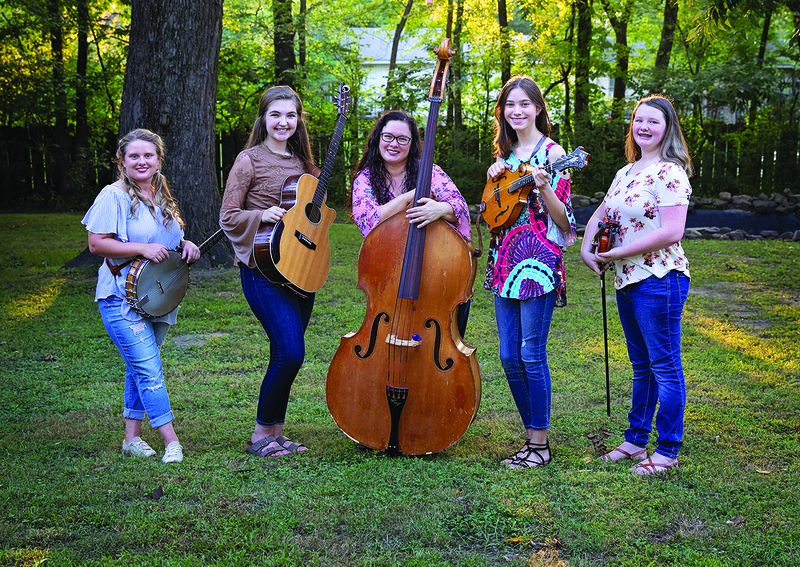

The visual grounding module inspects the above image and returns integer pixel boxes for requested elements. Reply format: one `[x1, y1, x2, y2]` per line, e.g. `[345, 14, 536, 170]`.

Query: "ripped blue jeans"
[98, 296, 175, 428]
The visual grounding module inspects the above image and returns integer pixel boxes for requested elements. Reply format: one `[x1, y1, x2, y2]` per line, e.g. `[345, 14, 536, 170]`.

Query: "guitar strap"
[526, 136, 549, 164]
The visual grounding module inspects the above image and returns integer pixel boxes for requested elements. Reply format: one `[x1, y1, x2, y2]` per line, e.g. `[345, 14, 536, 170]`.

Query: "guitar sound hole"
[305, 203, 321, 224]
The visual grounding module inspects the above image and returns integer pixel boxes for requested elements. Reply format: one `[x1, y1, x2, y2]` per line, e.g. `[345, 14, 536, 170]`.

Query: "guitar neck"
[312, 113, 347, 207]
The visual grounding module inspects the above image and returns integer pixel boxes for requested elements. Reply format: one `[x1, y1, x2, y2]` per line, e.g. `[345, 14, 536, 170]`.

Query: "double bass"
[325, 39, 481, 456]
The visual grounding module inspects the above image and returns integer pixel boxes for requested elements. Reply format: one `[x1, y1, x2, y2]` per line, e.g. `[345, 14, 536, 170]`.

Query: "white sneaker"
[122, 436, 156, 457]
[162, 441, 184, 464]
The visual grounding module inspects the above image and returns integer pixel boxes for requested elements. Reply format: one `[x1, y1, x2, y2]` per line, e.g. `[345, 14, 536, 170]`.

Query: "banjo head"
[125, 250, 189, 317]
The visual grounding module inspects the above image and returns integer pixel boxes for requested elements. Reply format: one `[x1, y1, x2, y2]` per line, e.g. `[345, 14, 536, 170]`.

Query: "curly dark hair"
[351, 110, 421, 205]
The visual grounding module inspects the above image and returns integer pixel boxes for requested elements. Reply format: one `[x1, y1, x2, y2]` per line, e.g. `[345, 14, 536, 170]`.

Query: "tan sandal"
[601, 445, 647, 462]
[632, 457, 679, 476]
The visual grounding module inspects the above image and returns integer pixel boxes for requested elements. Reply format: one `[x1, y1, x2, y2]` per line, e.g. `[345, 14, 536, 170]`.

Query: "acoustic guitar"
[253, 83, 350, 294]
[479, 146, 589, 233]
[124, 228, 225, 317]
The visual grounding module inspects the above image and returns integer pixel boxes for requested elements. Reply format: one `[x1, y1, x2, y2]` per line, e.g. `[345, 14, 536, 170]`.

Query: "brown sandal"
[244, 436, 287, 457]
[275, 435, 308, 453]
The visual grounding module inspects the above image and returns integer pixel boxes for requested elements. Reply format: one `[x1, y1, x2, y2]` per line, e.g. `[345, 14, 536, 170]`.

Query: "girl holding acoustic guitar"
[484, 76, 577, 469]
[219, 86, 316, 458]
[350, 110, 473, 338]
[83, 128, 200, 464]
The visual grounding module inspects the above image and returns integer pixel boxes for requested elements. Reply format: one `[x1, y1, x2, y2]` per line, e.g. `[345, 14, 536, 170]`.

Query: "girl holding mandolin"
[83, 128, 200, 464]
[484, 76, 577, 469]
[580, 94, 692, 476]
[350, 110, 473, 338]
[219, 86, 315, 458]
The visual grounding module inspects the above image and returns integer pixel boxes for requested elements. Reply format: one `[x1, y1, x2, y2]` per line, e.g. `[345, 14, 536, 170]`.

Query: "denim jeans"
[616, 270, 689, 459]
[240, 265, 314, 427]
[98, 296, 174, 428]
[494, 291, 557, 430]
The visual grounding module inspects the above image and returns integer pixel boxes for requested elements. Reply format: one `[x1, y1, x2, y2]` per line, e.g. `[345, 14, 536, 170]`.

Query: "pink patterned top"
[603, 160, 692, 290]
[351, 164, 472, 240]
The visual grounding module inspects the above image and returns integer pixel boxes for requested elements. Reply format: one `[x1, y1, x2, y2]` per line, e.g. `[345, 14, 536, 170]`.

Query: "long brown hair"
[245, 85, 314, 167]
[625, 94, 694, 176]
[116, 128, 183, 228]
[492, 75, 552, 160]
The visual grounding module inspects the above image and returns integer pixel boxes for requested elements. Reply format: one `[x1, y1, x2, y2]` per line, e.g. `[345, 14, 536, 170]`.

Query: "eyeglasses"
[380, 132, 412, 146]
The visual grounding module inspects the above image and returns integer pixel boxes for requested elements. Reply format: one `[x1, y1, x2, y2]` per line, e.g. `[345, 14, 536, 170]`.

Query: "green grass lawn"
[0, 212, 798, 567]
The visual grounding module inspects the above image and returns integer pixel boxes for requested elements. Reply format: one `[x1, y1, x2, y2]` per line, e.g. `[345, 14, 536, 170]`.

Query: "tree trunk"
[599, 0, 632, 121]
[749, 9, 772, 126]
[574, 0, 592, 123]
[385, 0, 414, 107]
[298, 0, 307, 69]
[120, 0, 232, 268]
[73, 0, 90, 196]
[273, 0, 296, 88]
[653, 0, 678, 91]
[498, 0, 511, 86]
[47, 0, 69, 205]
[453, 0, 464, 133]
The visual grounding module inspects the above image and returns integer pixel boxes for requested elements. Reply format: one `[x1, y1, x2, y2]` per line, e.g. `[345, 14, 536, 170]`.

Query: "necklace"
[263, 143, 292, 158]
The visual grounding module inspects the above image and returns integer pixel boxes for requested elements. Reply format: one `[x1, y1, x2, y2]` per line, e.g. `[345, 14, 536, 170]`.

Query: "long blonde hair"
[116, 128, 184, 228]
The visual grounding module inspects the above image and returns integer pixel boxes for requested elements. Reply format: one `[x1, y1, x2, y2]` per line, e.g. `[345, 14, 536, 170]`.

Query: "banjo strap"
[106, 257, 136, 277]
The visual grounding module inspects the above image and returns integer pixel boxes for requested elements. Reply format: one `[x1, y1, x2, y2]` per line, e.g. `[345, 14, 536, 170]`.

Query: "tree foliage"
[2, 0, 800, 213]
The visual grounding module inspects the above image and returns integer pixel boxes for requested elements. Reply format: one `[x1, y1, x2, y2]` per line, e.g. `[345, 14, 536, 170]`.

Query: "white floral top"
[603, 160, 691, 290]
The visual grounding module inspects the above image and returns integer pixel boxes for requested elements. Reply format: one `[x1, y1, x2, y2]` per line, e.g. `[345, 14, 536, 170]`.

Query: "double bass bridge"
[385, 334, 421, 348]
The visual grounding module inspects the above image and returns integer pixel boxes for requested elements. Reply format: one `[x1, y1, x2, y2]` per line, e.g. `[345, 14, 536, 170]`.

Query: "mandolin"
[479, 146, 589, 232]
[124, 228, 225, 317]
[266, 83, 350, 293]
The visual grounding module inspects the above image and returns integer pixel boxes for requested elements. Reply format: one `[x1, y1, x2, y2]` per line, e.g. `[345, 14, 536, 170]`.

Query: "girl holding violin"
[219, 86, 315, 458]
[580, 94, 692, 476]
[83, 128, 200, 464]
[485, 76, 577, 469]
[350, 110, 473, 338]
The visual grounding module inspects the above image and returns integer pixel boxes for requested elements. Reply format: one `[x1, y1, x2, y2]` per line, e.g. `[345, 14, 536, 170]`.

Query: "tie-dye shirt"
[484, 141, 577, 305]
[602, 160, 691, 290]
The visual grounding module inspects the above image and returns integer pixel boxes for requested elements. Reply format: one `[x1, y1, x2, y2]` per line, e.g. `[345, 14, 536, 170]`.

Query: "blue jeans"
[616, 270, 689, 459]
[98, 296, 174, 428]
[240, 266, 314, 427]
[494, 291, 557, 430]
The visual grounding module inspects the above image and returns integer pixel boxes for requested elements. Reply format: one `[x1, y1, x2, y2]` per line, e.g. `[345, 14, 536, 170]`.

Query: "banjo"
[124, 228, 226, 317]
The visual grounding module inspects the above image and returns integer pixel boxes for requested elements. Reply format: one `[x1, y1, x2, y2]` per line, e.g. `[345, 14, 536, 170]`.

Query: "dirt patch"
[171, 331, 228, 348]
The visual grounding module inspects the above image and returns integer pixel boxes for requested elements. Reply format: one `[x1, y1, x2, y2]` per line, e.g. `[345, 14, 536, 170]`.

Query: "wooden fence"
[2, 124, 798, 213]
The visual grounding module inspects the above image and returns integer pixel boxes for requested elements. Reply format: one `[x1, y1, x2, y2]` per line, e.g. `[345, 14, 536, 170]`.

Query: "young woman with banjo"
[83, 128, 200, 464]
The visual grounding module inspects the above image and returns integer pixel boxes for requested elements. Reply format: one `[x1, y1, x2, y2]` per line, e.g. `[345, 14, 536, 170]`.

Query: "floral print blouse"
[484, 141, 577, 305]
[351, 163, 472, 240]
[603, 160, 692, 290]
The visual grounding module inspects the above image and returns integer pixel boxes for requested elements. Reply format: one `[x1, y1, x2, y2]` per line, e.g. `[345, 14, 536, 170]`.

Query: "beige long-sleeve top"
[219, 145, 307, 267]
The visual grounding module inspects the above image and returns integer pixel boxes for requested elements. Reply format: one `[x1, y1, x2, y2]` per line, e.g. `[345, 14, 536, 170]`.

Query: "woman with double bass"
[327, 40, 480, 456]
[350, 110, 473, 338]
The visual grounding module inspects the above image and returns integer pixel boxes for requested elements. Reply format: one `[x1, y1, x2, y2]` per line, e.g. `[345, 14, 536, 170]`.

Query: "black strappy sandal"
[506, 440, 552, 469]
